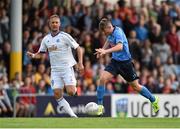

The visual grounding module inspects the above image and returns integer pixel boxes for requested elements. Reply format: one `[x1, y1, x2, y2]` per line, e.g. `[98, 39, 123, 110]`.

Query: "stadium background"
[0, 0, 180, 118]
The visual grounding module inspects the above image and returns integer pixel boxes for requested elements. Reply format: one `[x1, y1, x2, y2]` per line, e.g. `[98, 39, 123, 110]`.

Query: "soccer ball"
[85, 102, 98, 115]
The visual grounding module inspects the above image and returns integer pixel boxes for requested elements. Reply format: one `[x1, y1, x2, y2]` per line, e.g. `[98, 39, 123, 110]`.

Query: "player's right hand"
[27, 51, 35, 58]
[95, 48, 107, 56]
[76, 63, 84, 75]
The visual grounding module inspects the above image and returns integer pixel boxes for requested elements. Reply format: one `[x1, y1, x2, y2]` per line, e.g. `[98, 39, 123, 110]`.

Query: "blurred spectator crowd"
[0, 0, 180, 117]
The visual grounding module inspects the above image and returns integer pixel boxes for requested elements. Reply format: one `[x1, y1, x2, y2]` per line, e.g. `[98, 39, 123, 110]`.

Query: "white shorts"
[50, 67, 77, 89]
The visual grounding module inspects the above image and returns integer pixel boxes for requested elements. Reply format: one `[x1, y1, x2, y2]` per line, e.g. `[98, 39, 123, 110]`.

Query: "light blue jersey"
[107, 26, 131, 61]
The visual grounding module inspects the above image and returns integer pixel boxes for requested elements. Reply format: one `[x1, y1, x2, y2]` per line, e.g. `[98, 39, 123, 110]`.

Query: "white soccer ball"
[85, 102, 98, 115]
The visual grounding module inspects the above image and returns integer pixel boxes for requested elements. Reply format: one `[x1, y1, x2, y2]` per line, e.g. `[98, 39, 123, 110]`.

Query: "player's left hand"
[95, 48, 107, 56]
[76, 63, 84, 75]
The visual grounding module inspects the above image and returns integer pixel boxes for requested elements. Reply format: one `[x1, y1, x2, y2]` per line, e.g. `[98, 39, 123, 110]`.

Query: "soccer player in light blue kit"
[95, 18, 159, 115]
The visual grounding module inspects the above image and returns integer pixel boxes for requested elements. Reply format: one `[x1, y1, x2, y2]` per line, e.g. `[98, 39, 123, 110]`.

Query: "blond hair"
[50, 14, 59, 19]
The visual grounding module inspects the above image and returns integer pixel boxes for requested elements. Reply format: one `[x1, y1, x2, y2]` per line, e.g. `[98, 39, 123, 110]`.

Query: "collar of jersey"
[50, 31, 60, 37]
[110, 26, 116, 36]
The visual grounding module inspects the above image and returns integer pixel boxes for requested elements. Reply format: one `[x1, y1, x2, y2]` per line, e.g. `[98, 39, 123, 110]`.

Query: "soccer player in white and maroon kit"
[27, 14, 84, 117]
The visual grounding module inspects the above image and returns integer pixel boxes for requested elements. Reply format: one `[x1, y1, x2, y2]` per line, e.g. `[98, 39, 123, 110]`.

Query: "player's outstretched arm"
[76, 46, 84, 74]
[95, 43, 123, 56]
[26, 51, 40, 59]
[104, 43, 123, 54]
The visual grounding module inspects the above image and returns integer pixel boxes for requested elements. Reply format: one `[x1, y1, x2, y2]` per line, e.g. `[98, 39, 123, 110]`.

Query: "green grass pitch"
[0, 118, 180, 128]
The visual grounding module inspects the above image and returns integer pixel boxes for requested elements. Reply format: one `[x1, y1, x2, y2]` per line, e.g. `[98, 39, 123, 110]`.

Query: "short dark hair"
[99, 18, 112, 31]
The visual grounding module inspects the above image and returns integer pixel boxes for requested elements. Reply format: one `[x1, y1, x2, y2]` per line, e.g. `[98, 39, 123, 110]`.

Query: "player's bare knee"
[65, 86, 76, 96]
[131, 85, 139, 91]
[54, 90, 63, 99]
[67, 88, 76, 96]
[131, 83, 141, 92]
[67, 90, 75, 96]
[99, 76, 108, 84]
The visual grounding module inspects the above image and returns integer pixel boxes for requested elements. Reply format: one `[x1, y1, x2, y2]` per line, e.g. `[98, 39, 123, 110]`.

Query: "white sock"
[56, 97, 77, 117]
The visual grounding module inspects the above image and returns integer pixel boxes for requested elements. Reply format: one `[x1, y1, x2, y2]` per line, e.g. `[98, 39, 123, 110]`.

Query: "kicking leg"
[97, 71, 113, 115]
[54, 89, 77, 117]
[129, 80, 159, 112]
